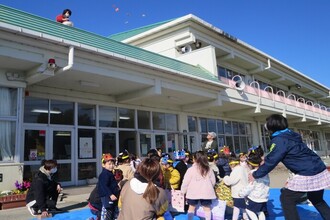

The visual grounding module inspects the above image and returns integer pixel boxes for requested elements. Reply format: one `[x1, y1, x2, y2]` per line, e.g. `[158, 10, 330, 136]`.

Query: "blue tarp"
[31, 188, 330, 220]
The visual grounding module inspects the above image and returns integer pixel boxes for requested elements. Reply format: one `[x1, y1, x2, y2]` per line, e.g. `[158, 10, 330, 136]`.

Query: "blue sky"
[1, 0, 330, 88]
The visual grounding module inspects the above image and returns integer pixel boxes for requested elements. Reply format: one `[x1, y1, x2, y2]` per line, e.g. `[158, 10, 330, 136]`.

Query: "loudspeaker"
[181, 44, 192, 53]
[235, 80, 246, 91]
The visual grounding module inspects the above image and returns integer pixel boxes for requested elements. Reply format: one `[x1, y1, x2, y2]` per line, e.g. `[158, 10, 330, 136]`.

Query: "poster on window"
[79, 137, 93, 158]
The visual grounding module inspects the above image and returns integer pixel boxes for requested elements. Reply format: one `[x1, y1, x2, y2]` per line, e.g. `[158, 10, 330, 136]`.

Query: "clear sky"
[1, 0, 330, 88]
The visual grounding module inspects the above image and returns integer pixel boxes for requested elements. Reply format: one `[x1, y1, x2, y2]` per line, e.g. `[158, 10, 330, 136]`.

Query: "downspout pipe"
[56, 46, 74, 74]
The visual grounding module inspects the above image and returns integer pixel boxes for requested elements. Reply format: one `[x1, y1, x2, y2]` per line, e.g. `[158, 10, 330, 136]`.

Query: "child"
[161, 154, 181, 190]
[207, 149, 220, 183]
[223, 157, 249, 220]
[116, 150, 135, 189]
[173, 149, 188, 189]
[217, 146, 232, 179]
[98, 154, 120, 220]
[239, 151, 270, 220]
[181, 151, 216, 220]
[118, 158, 169, 220]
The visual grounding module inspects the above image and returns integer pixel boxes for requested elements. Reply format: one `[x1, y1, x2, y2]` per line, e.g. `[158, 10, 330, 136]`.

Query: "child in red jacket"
[56, 9, 73, 26]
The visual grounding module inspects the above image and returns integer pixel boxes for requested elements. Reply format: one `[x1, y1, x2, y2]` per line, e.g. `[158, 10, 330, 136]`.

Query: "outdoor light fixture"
[47, 58, 57, 69]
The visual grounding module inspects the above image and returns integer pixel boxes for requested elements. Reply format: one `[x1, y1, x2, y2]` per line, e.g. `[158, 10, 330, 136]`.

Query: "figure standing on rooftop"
[56, 9, 73, 26]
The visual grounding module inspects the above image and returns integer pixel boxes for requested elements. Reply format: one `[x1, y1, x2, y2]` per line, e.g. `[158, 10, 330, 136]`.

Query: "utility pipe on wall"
[56, 46, 74, 74]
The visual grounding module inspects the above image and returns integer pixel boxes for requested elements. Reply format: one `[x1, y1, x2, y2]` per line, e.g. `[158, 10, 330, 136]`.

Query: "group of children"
[86, 145, 269, 220]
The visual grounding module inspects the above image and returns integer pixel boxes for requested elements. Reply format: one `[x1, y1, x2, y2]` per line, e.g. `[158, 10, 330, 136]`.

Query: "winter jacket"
[181, 164, 216, 200]
[163, 166, 181, 190]
[97, 168, 120, 198]
[217, 157, 231, 178]
[26, 167, 60, 212]
[239, 169, 270, 203]
[118, 178, 168, 220]
[253, 129, 326, 179]
[223, 165, 248, 198]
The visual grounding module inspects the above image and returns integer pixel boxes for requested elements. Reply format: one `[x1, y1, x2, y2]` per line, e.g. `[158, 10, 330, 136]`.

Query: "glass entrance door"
[139, 133, 152, 157]
[51, 129, 74, 186]
[101, 132, 117, 157]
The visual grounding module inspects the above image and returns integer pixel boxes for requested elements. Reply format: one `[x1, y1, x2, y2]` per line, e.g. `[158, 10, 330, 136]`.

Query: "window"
[188, 116, 197, 132]
[153, 112, 165, 130]
[50, 100, 74, 125]
[24, 97, 49, 124]
[166, 114, 178, 131]
[119, 108, 135, 128]
[78, 129, 96, 159]
[99, 106, 117, 127]
[0, 87, 18, 161]
[138, 110, 150, 129]
[78, 104, 96, 126]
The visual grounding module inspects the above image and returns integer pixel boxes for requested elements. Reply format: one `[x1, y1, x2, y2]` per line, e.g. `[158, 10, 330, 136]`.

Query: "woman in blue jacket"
[251, 114, 330, 220]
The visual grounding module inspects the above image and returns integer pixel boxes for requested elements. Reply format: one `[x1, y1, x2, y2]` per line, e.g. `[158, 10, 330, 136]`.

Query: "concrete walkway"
[0, 185, 94, 220]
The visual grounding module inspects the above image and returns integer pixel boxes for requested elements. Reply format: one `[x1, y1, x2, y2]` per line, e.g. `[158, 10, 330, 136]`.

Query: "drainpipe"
[56, 46, 74, 74]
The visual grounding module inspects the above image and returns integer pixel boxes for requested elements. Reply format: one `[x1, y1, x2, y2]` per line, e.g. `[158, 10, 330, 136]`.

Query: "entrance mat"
[30, 189, 330, 220]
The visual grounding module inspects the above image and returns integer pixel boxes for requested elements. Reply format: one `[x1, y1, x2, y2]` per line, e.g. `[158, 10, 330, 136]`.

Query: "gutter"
[56, 45, 74, 74]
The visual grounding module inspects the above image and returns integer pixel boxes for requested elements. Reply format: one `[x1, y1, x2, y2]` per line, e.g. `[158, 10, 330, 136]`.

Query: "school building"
[1, 4, 329, 189]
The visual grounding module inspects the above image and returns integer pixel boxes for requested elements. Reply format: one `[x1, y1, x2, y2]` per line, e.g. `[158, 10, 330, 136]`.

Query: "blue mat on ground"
[30, 188, 330, 220]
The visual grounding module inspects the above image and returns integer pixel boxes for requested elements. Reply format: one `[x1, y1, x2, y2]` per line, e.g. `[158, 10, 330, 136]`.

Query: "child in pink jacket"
[181, 151, 216, 220]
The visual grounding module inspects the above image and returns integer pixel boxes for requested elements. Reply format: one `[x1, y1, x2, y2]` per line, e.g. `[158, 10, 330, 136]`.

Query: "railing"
[220, 76, 330, 118]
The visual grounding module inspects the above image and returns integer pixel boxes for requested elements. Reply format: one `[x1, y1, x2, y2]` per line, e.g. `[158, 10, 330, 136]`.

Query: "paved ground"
[0, 158, 329, 220]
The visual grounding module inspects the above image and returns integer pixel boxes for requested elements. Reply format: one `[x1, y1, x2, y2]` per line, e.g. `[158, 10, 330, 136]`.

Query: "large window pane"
[57, 163, 71, 182]
[188, 116, 197, 132]
[78, 103, 96, 126]
[232, 122, 239, 135]
[24, 97, 49, 124]
[138, 110, 150, 129]
[0, 87, 17, 116]
[99, 106, 117, 127]
[50, 100, 74, 125]
[239, 123, 246, 135]
[119, 131, 136, 155]
[78, 129, 96, 159]
[166, 114, 178, 131]
[207, 119, 216, 132]
[224, 121, 232, 135]
[0, 121, 16, 161]
[200, 118, 207, 133]
[78, 162, 96, 180]
[24, 129, 46, 161]
[53, 130, 71, 160]
[119, 108, 135, 128]
[153, 112, 165, 130]
[217, 120, 224, 134]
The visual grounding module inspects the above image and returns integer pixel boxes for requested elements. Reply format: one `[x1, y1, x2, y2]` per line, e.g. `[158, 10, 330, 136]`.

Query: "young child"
[98, 154, 120, 220]
[223, 157, 249, 220]
[181, 151, 216, 220]
[116, 150, 135, 189]
[239, 151, 270, 220]
[161, 154, 181, 190]
[207, 149, 220, 183]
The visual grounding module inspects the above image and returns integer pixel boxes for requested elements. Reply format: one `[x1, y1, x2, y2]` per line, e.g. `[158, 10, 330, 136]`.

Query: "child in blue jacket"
[98, 154, 120, 220]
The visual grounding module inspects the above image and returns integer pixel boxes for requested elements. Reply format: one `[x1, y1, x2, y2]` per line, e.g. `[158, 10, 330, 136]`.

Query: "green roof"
[109, 19, 174, 41]
[0, 4, 220, 83]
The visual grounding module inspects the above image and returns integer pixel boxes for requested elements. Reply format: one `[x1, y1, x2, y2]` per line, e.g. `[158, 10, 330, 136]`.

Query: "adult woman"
[251, 114, 330, 220]
[181, 151, 216, 220]
[26, 159, 62, 217]
[118, 158, 168, 220]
